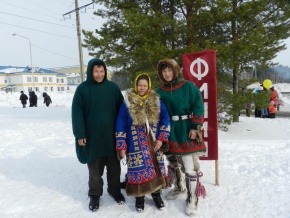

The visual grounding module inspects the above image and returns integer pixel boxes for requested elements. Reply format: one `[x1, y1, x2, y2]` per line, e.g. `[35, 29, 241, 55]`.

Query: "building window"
[78, 79, 80, 83]
[27, 77, 32, 82]
[28, 87, 32, 91]
[57, 87, 60, 91]
[61, 87, 65, 91]
[57, 78, 59, 83]
[44, 87, 48, 91]
[49, 77, 53, 82]
[34, 77, 38, 82]
[61, 79, 64, 83]
[67, 87, 70, 90]
[51, 87, 53, 91]
[43, 77, 47, 82]
[35, 87, 39, 91]
[4, 78, 7, 83]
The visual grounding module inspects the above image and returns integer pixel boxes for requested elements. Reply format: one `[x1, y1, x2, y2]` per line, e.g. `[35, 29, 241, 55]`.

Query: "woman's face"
[136, 79, 149, 96]
[162, 67, 174, 82]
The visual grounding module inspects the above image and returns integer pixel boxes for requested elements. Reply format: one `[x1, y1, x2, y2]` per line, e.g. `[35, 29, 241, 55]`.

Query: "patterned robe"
[116, 89, 170, 196]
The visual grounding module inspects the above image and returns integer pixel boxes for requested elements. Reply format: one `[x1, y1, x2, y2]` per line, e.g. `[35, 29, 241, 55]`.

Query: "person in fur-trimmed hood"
[116, 73, 170, 213]
[156, 58, 206, 217]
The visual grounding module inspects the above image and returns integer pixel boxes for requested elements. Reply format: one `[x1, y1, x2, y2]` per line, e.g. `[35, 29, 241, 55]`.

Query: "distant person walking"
[19, 91, 28, 108]
[29, 91, 38, 107]
[28, 91, 32, 107]
[43, 92, 52, 107]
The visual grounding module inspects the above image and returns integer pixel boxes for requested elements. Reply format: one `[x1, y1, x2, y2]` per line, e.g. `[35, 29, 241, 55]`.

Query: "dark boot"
[120, 174, 128, 189]
[135, 196, 145, 213]
[89, 195, 100, 212]
[112, 193, 125, 205]
[151, 193, 165, 210]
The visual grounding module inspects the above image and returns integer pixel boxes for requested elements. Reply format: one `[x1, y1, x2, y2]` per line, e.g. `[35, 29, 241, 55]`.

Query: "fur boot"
[166, 165, 186, 200]
[185, 174, 198, 217]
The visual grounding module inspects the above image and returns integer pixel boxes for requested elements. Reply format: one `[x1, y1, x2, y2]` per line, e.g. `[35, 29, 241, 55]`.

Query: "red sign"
[182, 50, 218, 160]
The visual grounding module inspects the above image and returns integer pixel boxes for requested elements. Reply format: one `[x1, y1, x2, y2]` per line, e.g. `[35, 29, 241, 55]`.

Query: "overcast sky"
[1, 0, 289, 69]
[0, 0, 104, 69]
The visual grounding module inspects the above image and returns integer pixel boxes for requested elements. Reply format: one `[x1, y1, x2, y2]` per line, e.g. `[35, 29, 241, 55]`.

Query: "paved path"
[275, 110, 290, 117]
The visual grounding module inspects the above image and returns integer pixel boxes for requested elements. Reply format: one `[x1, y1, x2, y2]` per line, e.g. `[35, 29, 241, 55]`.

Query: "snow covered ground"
[0, 83, 290, 218]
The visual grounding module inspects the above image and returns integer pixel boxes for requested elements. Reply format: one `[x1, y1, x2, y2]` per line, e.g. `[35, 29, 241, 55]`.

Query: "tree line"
[83, 0, 290, 123]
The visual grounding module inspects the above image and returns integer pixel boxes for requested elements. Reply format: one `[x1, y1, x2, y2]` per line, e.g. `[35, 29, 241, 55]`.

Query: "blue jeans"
[261, 107, 268, 117]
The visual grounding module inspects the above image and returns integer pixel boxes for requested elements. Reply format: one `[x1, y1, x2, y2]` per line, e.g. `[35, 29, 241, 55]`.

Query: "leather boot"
[151, 192, 165, 210]
[166, 165, 186, 200]
[135, 196, 145, 213]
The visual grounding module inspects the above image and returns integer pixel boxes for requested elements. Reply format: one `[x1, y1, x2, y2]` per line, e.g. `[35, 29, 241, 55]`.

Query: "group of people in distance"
[71, 58, 206, 217]
[19, 91, 52, 108]
[254, 80, 278, 119]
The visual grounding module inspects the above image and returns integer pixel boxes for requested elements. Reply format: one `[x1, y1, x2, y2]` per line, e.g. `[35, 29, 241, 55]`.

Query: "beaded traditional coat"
[116, 89, 170, 197]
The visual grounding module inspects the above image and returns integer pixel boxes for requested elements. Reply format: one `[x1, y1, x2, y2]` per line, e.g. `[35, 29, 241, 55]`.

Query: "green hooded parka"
[71, 58, 124, 164]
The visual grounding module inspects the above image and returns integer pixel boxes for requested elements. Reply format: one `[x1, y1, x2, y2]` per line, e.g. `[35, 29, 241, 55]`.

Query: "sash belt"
[171, 114, 192, 121]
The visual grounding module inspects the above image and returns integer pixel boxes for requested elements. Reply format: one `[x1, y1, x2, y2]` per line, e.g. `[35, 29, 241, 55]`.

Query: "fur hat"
[157, 58, 181, 83]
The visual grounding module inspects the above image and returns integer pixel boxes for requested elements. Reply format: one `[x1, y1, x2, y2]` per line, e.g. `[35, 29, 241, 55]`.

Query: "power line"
[63, 1, 94, 16]
[57, 0, 73, 7]
[63, 1, 95, 82]
[32, 44, 79, 61]
[0, 12, 75, 29]
[0, 21, 76, 39]
[24, 0, 61, 16]
[0, 0, 61, 20]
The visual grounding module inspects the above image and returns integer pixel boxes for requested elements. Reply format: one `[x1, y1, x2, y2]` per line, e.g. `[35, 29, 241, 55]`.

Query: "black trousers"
[87, 156, 121, 197]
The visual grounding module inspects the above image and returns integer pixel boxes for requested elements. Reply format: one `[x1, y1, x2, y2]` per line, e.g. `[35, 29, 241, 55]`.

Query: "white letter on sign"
[204, 102, 208, 119]
[199, 83, 208, 99]
[190, 58, 209, 80]
[203, 121, 208, 138]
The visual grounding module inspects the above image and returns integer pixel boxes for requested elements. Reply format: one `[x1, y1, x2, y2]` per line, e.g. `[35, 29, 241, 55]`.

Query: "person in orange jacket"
[268, 101, 276, 118]
[270, 85, 277, 107]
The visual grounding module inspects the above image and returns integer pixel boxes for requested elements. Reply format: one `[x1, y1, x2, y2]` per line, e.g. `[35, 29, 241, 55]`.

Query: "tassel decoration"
[195, 181, 206, 199]
[167, 165, 174, 187]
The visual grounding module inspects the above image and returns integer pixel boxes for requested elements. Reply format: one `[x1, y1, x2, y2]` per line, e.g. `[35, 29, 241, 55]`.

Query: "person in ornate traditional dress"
[156, 58, 206, 217]
[116, 73, 170, 213]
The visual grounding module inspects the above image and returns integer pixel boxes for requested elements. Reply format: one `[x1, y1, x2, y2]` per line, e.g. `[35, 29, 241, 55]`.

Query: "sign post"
[182, 50, 219, 185]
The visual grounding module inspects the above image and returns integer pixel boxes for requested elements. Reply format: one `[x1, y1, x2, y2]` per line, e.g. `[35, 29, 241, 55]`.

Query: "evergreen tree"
[208, 0, 290, 121]
[83, 0, 290, 124]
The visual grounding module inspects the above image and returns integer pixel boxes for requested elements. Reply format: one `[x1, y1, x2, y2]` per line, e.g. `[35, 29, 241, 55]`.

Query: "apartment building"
[0, 67, 67, 93]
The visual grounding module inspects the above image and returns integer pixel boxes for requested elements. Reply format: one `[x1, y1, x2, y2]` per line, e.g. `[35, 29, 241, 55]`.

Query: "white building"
[66, 73, 81, 93]
[0, 66, 112, 93]
[0, 67, 67, 93]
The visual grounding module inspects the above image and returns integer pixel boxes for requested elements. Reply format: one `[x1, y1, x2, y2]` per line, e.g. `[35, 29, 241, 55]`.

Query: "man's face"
[92, 65, 105, 83]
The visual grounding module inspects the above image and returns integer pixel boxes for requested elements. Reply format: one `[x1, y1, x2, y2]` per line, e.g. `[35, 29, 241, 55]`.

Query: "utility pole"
[64, 1, 94, 82]
[75, 0, 85, 82]
[13, 33, 35, 90]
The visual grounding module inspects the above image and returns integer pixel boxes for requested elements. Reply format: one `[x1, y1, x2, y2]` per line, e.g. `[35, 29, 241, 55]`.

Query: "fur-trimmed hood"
[157, 58, 181, 84]
[123, 88, 160, 126]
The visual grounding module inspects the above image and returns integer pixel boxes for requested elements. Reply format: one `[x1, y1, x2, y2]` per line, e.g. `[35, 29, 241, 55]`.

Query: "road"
[275, 110, 290, 117]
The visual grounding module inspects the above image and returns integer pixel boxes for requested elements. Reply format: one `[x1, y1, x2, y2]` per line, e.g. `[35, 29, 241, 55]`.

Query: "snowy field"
[0, 83, 290, 218]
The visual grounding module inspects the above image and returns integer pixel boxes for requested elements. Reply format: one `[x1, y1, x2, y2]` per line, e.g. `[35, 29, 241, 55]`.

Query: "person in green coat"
[156, 58, 206, 217]
[71, 58, 125, 212]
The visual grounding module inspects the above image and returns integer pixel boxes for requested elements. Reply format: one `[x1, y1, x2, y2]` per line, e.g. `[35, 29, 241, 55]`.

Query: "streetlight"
[12, 33, 34, 90]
